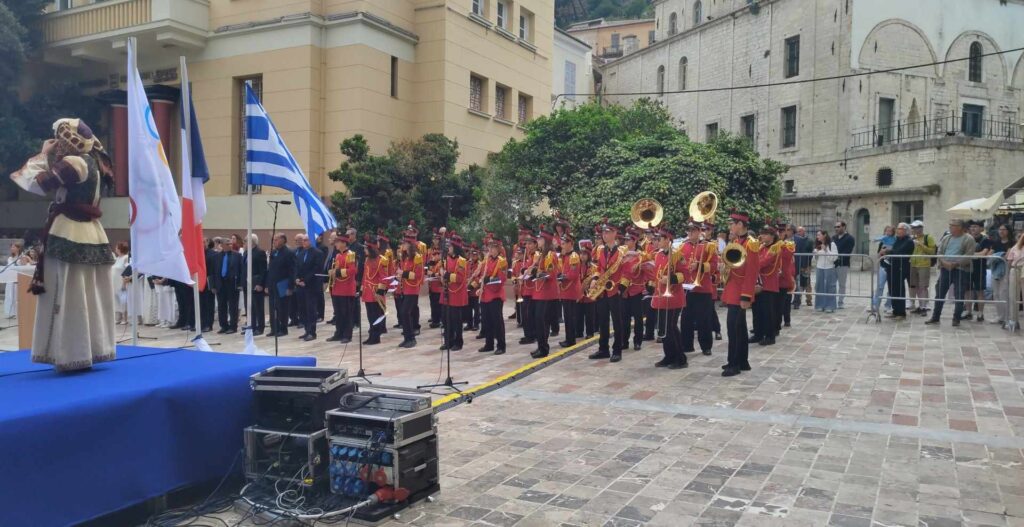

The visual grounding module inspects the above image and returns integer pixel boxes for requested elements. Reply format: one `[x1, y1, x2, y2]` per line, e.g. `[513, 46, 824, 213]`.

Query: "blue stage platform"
[0, 346, 315, 527]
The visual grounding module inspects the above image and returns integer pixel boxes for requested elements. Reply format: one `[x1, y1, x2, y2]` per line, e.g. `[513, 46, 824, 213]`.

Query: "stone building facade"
[600, 0, 1024, 252]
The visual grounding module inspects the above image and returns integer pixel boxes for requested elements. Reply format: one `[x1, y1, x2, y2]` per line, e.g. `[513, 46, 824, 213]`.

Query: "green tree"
[327, 134, 480, 240]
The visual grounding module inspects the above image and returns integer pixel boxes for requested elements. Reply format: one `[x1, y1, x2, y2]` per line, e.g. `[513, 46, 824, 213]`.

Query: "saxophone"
[327, 255, 339, 289]
[586, 246, 628, 300]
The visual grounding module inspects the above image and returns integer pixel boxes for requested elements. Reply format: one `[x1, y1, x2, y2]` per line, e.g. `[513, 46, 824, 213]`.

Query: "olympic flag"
[127, 37, 192, 285]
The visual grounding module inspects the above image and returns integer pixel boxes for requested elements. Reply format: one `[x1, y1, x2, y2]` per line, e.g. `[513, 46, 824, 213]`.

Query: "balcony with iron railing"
[601, 46, 624, 58]
[850, 112, 1023, 151]
[40, 0, 209, 63]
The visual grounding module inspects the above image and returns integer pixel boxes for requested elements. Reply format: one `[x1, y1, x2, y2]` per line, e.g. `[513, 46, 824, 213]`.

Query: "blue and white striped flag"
[244, 84, 337, 239]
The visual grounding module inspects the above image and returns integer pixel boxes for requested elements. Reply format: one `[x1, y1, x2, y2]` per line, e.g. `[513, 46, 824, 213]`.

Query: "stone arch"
[858, 19, 939, 77]
[1012, 53, 1024, 89]
[943, 31, 1007, 86]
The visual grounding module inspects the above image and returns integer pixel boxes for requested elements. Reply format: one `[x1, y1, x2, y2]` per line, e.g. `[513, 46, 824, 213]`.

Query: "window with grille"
[678, 57, 688, 90]
[469, 75, 483, 111]
[741, 114, 756, 145]
[876, 167, 893, 187]
[962, 104, 984, 137]
[472, 0, 483, 15]
[781, 105, 797, 148]
[669, 13, 678, 35]
[564, 61, 576, 100]
[693, 1, 702, 25]
[784, 35, 800, 78]
[390, 56, 398, 98]
[238, 75, 263, 194]
[495, 85, 508, 119]
[893, 201, 923, 225]
[496, 1, 506, 28]
[968, 42, 983, 82]
[656, 65, 665, 95]
[706, 122, 719, 141]
[518, 94, 531, 124]
[784, 180, 795, 194]
[648, 30, 655, 44]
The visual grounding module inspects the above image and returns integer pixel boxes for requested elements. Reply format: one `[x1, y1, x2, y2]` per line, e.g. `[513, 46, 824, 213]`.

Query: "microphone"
[268, 200, 291, 205]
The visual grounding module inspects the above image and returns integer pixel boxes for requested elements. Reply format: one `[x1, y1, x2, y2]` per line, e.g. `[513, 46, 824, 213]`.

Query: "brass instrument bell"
[689, 191, 718, 223]
[631, 198, 663, 229]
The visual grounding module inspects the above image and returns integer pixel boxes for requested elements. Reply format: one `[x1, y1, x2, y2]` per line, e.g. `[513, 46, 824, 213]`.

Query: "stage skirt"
[32, 258, 116, 371]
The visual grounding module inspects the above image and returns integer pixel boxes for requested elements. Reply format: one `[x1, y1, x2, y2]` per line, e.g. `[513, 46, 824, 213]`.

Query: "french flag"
[180, 64, 209, 291]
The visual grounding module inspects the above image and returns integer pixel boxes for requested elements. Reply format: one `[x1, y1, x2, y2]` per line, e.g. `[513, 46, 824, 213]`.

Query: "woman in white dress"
[4, 242, 24, 318]
[112, 241, 129, 325]
[153, 276, 177, 327]
[141, 274, 159, 326]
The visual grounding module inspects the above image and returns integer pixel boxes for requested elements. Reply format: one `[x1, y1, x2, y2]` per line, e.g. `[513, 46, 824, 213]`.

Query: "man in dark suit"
[320, 231, 337, 323]
[212, 236, 243, 334]
[170, 278, 195, 331]
[265, 233, 295, 337]
[294, 233, 324, 341]
[245, 234, 269, 335]
[289, 232, 305, 327]
[199, 237, 216, 332]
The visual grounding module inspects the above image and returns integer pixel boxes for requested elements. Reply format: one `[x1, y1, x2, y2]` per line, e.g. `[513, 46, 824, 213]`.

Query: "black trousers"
[300, 286, 318, 336]
[365, 300, 385, 341]
[317, 286, 326, 321]
[520, 297, 535, 339]
[682, 292, 714, 353]
[658, 308, 683, 365]
[250, 291, 266, 332]
[561, 300, 577, 345]
[533, 299, 551, 355]
[643, 296, 656, 339]
[752, 291, 777, 339]
[351, 296, 361, 328]
[596, 294, 625, 355]
[465, 296, 480, 329]
[481, 300, 505, 350]
[290, 293, 302, 325]
[577, 301, 596, 337]
[428, 292, 441, 325]
[726, 305, 750, 370]
[711, 305, 721, 333]
[199, 288, 214, 329]
[217, 286, 239, 331]
[269, 294, 289, 335]
[397, 295, 418, 340]
[443, 305, 464, 348]
[174, 283, 195, 328]
[888, 269, 908, 316]
[621, 294, 643, 347]
[779, 289, 792, 327]
[546, 298, 559, 335]
[331, 295, 353, 340]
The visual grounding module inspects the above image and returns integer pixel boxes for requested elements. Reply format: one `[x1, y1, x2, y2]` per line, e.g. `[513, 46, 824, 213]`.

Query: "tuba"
[689, 191, 718, 223]
[631, 198, 663, 229]
[720, 242, 747, 284]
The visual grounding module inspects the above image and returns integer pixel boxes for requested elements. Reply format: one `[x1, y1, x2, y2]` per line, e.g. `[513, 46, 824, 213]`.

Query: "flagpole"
[245, 81, 254, 337]
[181, 56, 203, 339]
[130, 36, 139, 347]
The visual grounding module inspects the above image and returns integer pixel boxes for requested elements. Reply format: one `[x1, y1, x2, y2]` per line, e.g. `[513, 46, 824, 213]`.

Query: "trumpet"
[327, 256, 339, 289]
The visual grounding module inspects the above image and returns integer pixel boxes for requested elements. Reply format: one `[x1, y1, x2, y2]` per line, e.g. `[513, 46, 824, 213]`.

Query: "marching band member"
[440, 232, 469, 351]
[558, 233, 582, 348]
[722, 211, 760, 377]
[588, 220, 628, 363]
[518, 235, 538, 345]
[396, 228, 424, 349]
[426, 231, 444, 329]
[641, 229, 658, 342]
[621, 227, 647, 351]
[376, 229, 394, 334]
[681, 221, 719, 356]
[478, 236, 507, 355]
[465, 243, 482, 332]
[777, 221, 796, 330]
[751, 224, 781, 346]
[530, 226, 561, 358]
[359, 235, 390, 345]
[509, 226, 531, 322]
[651, 225, 687, 369]
[577, 241, 597, 339]
[326, 234, 358, 343]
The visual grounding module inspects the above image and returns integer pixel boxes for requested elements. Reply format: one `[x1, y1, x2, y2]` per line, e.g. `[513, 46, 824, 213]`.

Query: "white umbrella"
[947, 175, 1024, 219]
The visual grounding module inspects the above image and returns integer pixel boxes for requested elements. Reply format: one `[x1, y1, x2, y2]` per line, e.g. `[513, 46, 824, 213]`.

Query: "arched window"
[669, 12, 678, 35]
[968, 41, 983, 82]
[693, 1, 703, 26]
[678, 57, 688, 90]
[657, 65, 665, 95]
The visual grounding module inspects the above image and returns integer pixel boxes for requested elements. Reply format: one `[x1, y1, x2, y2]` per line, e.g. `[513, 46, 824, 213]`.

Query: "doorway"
[854, 208, 871, 255]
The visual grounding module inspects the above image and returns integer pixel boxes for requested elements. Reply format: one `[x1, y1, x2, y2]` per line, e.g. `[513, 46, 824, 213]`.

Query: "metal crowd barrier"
[789, 253, 876, 312]
[1007, 264, 1020, 332]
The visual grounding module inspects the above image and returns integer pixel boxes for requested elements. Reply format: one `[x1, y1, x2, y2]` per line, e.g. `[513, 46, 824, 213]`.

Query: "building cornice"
[212, 11, 419, 44]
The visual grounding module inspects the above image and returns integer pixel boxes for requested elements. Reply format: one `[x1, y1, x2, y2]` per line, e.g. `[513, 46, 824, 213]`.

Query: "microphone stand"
[419, 196, 467, 393]
[268, 200, 283, 356]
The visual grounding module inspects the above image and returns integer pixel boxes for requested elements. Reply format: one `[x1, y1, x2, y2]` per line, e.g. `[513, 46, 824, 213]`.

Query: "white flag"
[127, 38, 192, 284]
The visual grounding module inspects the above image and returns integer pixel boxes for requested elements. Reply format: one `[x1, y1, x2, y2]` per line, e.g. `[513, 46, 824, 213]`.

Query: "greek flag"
[244, 84, 337, 239]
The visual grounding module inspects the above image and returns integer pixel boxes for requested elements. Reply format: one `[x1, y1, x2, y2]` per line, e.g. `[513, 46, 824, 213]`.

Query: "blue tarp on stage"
[0, 346, 315, 527]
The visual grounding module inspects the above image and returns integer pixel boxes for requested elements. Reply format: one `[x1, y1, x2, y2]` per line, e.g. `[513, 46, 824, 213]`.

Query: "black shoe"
[589, 350, 610, 360]
[702, 349, 712, 356]
[478, 346, 494, 352]
[654, 358, 671, 367]
[759, 338, 770, 346]
[326, 335, 342, 342]
[530, 350, 548, 359]
[951, 318, 961, 327]
[439, 344, 448, 351]
[217, 328, 229, 334]
[749, 333, 760, 342]
[475, 333, 486, 339]
[721, 364, 751, 371]
[451, 344, 463, 351]
[722, 367, 741, 377]
[550, 329, 559, 336]
[298, 333, 309, 339]
[792, 305, 800, 310]
[225, 329, 237, 335]
[924, 318, 940, 325]
[643, 335, 655, 341]
[302, 334, 316, 342]
[667, 361, 688, 370]
[507, 314, 517, 319]
[519, 337, 536, 345]
[609, 354, 622, 363]
[715, 332, 722, 340]
[428, 322, 441, 329]
[253, 329, 264, 336]
[961, 313, 973, 321]
[338, 338, 351, 344]
[559, 340, 576, 348]
[362, 339, 379, 345]
[169, 324, 183, 330]
[784, 322, 791, 327]
[494, 348, 506, 355]
[393, 323, 403, 329]
[202, 326, 213, 333]
[325, 318, 335, 324]
[186, 326, 196, 332]
[633, 343, 641, 351]
[399, 339, 416, 348]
